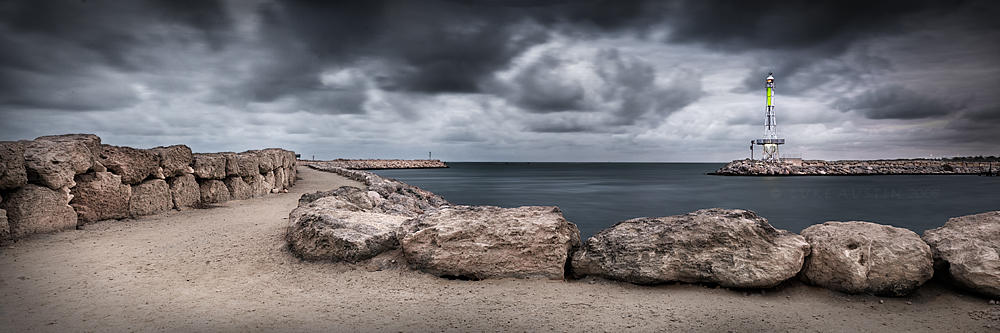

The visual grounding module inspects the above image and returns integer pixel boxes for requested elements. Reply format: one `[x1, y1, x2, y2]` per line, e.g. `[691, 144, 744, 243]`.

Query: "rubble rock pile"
[0, 134, 297, 243]
[712, 159, 996, 175]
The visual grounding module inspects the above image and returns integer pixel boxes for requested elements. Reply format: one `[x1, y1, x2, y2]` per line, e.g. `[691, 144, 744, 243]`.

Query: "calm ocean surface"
[373, 163, 1000, 238]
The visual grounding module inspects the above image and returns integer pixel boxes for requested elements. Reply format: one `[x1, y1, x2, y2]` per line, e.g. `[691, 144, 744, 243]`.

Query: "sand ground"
[1, 166, 998, 332]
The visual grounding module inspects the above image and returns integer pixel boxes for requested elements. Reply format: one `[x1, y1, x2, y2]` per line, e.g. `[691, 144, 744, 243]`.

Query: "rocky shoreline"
[294, 165, 1000, 299]
[0, 134, 297, 243]
[712, 158, 998, 176]
[302, 159, 447, 170]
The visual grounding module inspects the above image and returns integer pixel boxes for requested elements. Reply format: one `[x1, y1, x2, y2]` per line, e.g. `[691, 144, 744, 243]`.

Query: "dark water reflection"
[374, 163, 1000, 238]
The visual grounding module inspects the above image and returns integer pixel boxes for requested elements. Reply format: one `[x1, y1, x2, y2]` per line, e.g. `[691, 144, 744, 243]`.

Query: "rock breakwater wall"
[295, 166, 1000, 298]
[302, 159, 447, 170]
[0, 134, 297, 243]
[713, 159, 997, 175]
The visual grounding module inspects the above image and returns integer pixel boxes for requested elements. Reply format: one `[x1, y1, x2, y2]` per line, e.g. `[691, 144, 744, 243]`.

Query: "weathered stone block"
[167, 174, 200, 209]
[71, 172, 131, 223]
[0, 141, 27, 190]
[98, 144, 159, 185]
[129, 179, 172, 217]
[572, 208, 810, 288]
[0, 184, 77, 238]
[199, 179, 230, 204]
[192, 153, 226, 180]
[24, 139, 93, 189]
[800, 221, 933, 296]
[224, 176, 252, 200]
[150, 145, 193, 177]
[923, 211, 1000, 297]
[401, 205, 582, 280]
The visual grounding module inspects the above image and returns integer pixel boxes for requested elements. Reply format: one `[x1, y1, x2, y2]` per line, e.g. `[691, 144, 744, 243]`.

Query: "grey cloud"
[0, 0, 232, 111]
[494, 47, 703, 133]
[833, 85, 960, 120]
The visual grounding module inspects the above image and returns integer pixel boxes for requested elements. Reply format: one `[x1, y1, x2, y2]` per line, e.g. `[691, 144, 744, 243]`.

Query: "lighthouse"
[754, 73, 784, 162]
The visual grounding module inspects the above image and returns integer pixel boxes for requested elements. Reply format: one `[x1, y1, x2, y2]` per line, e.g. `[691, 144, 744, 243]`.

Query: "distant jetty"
[711, 159, 998, 176]
[301, 159, 447, 170]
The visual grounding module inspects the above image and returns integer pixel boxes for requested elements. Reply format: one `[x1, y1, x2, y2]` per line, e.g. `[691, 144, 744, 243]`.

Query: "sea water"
[373, 162, 1000, 238]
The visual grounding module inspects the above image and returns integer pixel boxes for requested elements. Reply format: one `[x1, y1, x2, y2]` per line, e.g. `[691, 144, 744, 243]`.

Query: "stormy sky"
[1, 0, 998, 161]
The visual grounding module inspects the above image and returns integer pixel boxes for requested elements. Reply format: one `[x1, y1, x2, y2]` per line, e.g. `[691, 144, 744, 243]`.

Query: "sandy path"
[1, 166, 997, 332]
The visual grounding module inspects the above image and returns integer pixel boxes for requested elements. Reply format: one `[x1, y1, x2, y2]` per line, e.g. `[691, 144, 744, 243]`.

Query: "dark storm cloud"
[0, 0, 232, 111]
[494, 47, 703, 132]
[833, 85, 960, 120]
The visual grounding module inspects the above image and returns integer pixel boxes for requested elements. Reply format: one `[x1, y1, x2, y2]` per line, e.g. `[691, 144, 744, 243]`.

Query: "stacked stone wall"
[0, 134, 297, 243]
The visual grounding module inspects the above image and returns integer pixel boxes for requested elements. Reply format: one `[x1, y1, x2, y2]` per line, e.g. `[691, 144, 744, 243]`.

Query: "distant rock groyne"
[301, 159, 447, 170]
[711, 159, 998, 176]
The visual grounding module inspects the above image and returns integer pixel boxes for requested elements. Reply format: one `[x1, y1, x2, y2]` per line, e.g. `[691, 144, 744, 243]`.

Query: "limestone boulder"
[23, 139, 94, 189]
[167, 174, 200, 209]
[0, 184, 77, 238]
[297, 186, 382, 214]
[572, 209, 810, 288]
[129, 179, 172, 217]
[0, 207, 8, 244]
[224, 153, 259, 178]
[800, 221, 933, 296]
[244, 174, 268, 197]
[923, 211, 1000, 297]
[199, 179, 230, 204]
[366, 176, 448, 217]
[250, 150, 276, 173]
[0, 141, 27, 190]
[98, 144, 159, 184]
[264, 171, 275, 191]
[35, 134, 101, 156]
[70, 172, 131, 223]
[224, 176, 252, 200]
[401, 205, 582, 280]
[286, 196, 410, 261]
[150, 145, 193, 177]
[274, 167, 287, 190]
[192, 153, 226, 180]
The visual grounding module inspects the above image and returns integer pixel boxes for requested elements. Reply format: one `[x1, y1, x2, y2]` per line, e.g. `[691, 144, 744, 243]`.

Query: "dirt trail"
[1, 166, 996, 332]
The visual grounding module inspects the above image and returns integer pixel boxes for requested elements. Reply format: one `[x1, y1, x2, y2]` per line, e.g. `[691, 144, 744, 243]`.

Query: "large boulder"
[150, 145, 193, 177]
[800, 221, 933, 296]
[571, 209, 810, 288]
[0, 194, 8, 243]
[0, 184, 77, 238]
[274, 167, 287, 190]
[23, 139, 94, 189]
[192, 153, 226, 180]
[70, 172, 131, 223]
[199, 179, 230, 204]
[0, 141, 28, 190]
[244, 174, 270, 197]
[400, 205, 581, 280]
[167, 174, 200, 209]
[224, 153, 259, 178]
[263, 171, 276, 192]
[250, 149, 276, 173]
[35, 134, 101, 156]
[923, 211, 1000, 297]
[224, 176, 252, 200]
[0, 207, 8, 244]
[129, 179, 172, 217]
[286, 196, 410, 261]
[98, 144, 159, 185]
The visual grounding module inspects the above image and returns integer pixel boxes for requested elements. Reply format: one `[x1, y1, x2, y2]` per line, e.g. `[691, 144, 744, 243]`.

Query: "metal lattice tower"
[754, 73, 784, 162]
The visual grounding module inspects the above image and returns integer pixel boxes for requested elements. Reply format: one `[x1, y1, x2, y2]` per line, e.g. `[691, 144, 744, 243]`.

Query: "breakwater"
[296, 164, 1000, 298]
[302, 159, 447, 170]
[712, 159, 997, 176]
[0, 134, 297, 243]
